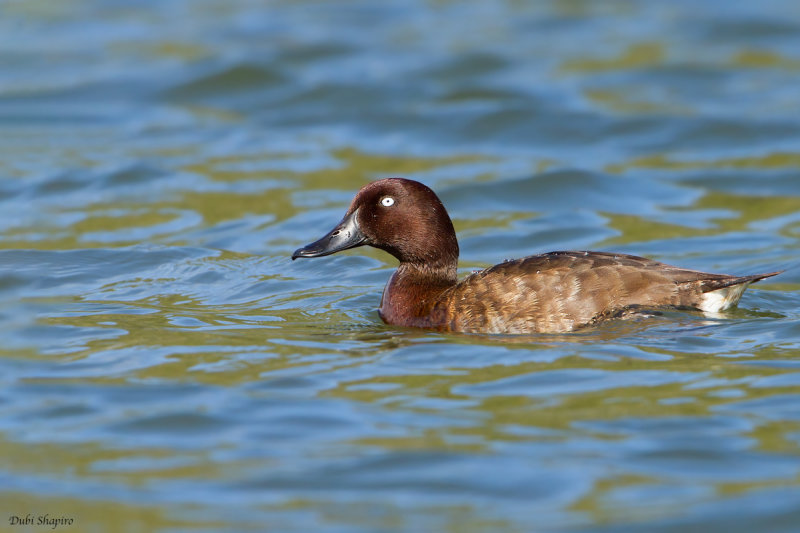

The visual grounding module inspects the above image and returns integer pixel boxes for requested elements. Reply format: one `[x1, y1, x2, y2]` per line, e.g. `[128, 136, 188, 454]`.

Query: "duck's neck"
[378, 261, 458, 328]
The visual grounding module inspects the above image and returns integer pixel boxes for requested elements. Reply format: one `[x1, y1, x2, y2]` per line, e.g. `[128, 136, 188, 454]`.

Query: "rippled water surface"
[2, 1, 800, 531]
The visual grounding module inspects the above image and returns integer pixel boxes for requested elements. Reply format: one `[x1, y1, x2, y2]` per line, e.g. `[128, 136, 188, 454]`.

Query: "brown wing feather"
[438, 251, 780, 334]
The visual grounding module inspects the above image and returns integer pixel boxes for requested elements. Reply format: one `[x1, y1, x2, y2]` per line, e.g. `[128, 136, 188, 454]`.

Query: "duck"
[292, 178, 781, 334]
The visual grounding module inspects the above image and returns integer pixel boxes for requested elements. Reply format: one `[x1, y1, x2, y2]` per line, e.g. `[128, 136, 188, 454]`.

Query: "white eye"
[380, 197, 395, 207]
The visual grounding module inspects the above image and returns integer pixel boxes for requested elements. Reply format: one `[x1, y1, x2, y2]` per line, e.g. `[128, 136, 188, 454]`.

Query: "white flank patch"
[697, 283, 750, 313]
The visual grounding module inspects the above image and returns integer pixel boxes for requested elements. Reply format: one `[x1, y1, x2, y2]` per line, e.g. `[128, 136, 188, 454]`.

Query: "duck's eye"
[380, 197, 395, 207]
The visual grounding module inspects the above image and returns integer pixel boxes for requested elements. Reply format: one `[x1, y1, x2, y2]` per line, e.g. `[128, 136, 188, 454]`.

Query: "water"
[2, 1, 800, 531]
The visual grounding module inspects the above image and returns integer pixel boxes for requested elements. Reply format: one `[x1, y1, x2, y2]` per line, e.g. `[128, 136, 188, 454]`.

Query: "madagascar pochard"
[292, 178, 780, 334]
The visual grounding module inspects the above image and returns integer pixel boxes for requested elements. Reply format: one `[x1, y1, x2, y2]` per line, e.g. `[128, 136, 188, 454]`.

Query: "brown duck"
[292, 178, 780, 334]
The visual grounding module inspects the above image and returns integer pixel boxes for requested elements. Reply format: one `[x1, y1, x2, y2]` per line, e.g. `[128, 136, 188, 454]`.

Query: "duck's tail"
[697, 271, 783, 312]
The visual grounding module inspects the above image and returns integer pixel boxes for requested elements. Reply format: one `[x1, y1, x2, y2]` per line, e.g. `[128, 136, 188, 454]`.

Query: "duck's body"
[293, 178, 780, 334]
[379, 250, 776, 334]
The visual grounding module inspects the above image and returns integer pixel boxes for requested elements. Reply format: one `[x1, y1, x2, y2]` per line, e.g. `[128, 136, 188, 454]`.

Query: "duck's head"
[292, 178, 459, 271]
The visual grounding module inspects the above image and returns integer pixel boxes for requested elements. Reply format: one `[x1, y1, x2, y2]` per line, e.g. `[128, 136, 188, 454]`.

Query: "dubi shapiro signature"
[8, 514, 74, 529]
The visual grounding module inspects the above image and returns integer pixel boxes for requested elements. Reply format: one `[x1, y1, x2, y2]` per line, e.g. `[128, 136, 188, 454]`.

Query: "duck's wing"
[439, 251, 780, 334]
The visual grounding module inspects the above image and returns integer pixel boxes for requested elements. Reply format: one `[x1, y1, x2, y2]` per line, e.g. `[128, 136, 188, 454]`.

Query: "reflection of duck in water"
[293, 178, 781, 334]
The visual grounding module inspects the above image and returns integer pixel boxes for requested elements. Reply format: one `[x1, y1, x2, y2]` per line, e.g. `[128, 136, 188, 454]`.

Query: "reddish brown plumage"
[429, 251, 780, 333]
[293, 178, 781, 334]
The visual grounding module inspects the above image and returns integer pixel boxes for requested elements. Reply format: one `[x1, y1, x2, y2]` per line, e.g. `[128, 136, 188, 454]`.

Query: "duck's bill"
[292, 209, 366, 260]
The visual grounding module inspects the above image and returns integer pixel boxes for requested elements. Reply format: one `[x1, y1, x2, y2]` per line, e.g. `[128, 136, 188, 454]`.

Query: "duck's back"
[436, 251, 777, 334]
